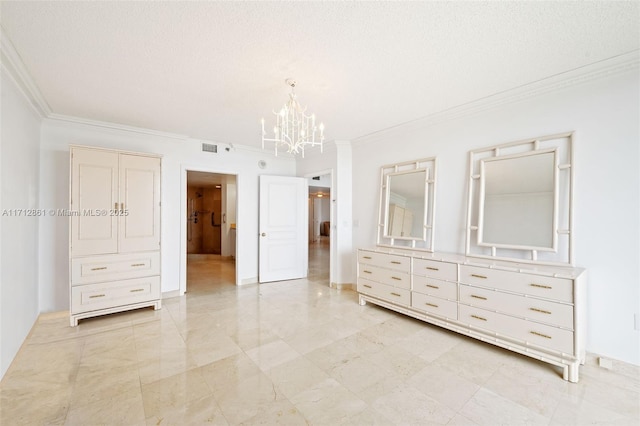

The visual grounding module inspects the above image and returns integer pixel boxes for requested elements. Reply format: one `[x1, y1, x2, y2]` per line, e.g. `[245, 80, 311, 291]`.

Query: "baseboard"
[38, 310, 69, 321]
[162, 290, 180, 299]
[330, 282, 355, 291]
[241, 277, 258, 285]
[584, 352, 640, 379]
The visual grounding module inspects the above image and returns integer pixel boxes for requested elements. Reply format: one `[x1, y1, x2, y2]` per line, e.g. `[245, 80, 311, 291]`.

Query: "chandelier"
[261, 79, 325, 157]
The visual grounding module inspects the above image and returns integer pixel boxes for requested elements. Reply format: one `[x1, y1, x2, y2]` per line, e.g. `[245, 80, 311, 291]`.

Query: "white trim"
[353, 50, 639, 146]
[0, 25, 50, 118]
[49, 113, 188, 141]
[330, 282, 355, 291]
[304, 168, 335, 285]
[162, 290, 180, 300]
[180, 164, 240, 295]
[68, 143, 163, 158]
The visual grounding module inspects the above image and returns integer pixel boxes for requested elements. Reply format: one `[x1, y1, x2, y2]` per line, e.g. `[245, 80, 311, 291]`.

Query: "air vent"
[202, 143, 217, 153]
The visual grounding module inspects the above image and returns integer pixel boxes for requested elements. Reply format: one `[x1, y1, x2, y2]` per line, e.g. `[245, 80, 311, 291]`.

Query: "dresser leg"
[563, 362, 579, 383]
[358, 295, 367, 306]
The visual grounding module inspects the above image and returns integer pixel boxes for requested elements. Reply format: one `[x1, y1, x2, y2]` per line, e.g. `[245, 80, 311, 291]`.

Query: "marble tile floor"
[1, 248, 639, 425]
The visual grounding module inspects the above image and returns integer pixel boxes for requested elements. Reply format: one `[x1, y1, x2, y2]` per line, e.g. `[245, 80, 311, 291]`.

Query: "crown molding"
[47, 113, 189, 141]
[1, 25, 51, 118]
[352, 50, 640, 146]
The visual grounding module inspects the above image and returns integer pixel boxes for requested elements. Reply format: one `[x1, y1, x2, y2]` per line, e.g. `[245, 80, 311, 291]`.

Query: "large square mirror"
[466, 132, 573, 265]
[377, 157, 436, 251]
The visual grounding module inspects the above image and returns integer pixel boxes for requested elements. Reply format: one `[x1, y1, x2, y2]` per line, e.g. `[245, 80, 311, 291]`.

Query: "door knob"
[261, 233, 267, 237]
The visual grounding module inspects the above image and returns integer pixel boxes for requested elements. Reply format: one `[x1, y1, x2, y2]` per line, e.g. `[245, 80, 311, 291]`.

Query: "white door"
[70, 148, 119, 256]
[259, 175, 308, 283]
[119, 154, 161, 253]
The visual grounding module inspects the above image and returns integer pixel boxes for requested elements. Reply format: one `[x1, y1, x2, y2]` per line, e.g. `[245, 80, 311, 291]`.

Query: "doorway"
[185, 171, 237, 293]
[307, 172, 332, 283]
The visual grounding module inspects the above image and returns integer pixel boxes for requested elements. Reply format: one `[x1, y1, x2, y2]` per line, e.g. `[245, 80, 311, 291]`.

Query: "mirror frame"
[465, 132, 574, 266]
[377, 157, 437, 252]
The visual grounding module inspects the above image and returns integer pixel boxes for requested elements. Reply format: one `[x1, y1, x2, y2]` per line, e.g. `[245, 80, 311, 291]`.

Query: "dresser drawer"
[413, 258, 457, 281]
[358, 264, 410, 289]
[459, 305, 574, 354]
[357, 278, 411, 306]
[460, 285, 573, 329]
[412, 276, 457, 300]
[411, 292, 457, 320]
[459, 265, 573, 302]
[358, 250, 410, 273]
[71, 276, 160, 314]
[71, 252, 160, 286]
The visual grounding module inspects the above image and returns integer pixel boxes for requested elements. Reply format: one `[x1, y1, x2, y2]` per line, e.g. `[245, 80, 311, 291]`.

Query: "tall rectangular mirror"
[386, 171, 427, 239]
[377, 157, 436, 251]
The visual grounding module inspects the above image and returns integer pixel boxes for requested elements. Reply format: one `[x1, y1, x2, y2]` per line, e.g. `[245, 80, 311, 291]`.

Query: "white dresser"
[69, 146, 162, 326]
[357, 248, 586, 382]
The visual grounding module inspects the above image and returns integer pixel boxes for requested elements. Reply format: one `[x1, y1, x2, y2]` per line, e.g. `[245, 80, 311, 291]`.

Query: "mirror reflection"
[386, 171, 426, 239]
[479, 151, 556, 249]
[377, 157, 436, 251]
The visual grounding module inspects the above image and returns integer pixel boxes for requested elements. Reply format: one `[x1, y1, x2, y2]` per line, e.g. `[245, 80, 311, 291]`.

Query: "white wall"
[0, 69, 42, 378]
[221, 175, 237, 257]
[352, 69, 640, 365]
[38, 119, 296, 311]
[297, 141, 354, 287]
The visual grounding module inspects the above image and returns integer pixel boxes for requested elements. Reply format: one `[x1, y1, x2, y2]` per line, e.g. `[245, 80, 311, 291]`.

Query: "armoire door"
[71, 148, 119, 256]
[118, 154, 161, 253]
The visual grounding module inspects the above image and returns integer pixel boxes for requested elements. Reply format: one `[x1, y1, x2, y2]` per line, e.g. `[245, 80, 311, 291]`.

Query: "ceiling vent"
[202, 143, 217, 153]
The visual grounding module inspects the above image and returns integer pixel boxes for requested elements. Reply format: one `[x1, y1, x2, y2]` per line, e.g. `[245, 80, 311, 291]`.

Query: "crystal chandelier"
[261, 79, 325, 157]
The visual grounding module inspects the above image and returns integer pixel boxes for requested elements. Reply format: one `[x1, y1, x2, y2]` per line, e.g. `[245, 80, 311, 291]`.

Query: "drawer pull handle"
[426, 267, 439, 271]
[471, 274, 487, 279]
[426, 284, 439, 289]
[390, 261, 402, 265]
[363, 284, 372, 289]
[91, 267, 107, 271]
[363, 270, 372, 274]
[390, 292, 402, 297]
[530, 283, 553, 289]
[530, 307, 552, 315]
[131, 263, 146, 267]
[471, 295, 487, 300]
[391, 276, 402, 281]
[130, 288, 145, 293]
[530, 331, 552, 339]
[363, 256, 372, 259]
[425, 303, 439, 308]
[89, 294, 106, 299]
[471, 314, 487, 321]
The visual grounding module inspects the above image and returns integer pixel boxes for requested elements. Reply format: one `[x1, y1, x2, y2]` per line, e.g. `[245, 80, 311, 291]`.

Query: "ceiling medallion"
[261, 79, 325, 157]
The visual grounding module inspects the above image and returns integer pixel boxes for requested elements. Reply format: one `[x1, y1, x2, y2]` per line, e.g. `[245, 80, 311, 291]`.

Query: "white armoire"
[69, 145, 162, 326]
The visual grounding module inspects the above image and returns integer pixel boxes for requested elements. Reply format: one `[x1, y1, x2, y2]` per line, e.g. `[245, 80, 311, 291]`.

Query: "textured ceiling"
[1, 1, 638, 148]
